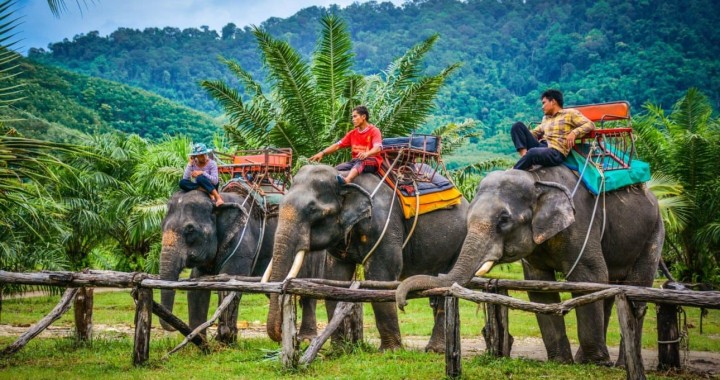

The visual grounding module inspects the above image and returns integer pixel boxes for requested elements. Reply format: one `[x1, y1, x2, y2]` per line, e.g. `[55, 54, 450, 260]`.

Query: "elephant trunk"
[159, 231, 186, 331]
[266, 209, 309, 342]
[395, 231, 501, 310]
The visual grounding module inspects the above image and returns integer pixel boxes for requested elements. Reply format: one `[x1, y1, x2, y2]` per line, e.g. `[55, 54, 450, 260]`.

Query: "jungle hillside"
[28, 0, 720, 152]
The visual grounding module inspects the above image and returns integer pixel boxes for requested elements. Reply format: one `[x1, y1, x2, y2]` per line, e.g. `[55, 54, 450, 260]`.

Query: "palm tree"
[201, 13, 459, 164]
[633, 88, 720, 284]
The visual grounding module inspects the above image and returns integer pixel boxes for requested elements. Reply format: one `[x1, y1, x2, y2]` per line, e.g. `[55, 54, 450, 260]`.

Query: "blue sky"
[16, 0, 406, 54]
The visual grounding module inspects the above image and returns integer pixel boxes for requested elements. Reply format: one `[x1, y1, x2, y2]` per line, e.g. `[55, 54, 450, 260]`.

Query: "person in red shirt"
[310, 105, 383, 184]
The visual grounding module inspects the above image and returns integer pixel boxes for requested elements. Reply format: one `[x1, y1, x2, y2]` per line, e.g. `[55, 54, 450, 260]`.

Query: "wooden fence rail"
[1, 269, 719, 380]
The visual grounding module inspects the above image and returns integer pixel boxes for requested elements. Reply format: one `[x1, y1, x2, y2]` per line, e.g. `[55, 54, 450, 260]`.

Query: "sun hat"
[190, 143, 209, 156]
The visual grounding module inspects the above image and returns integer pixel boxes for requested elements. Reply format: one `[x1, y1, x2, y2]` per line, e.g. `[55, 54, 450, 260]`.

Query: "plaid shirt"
[531, 108, 594, 157]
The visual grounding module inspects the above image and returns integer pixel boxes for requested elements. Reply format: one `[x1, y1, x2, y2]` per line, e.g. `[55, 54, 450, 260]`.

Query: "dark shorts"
[179, 175, 218, 193]
[336, 158, 379, 174]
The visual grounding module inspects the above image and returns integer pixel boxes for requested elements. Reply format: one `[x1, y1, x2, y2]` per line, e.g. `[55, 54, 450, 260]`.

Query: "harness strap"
[401, 176, 420, 250]
[571, 140, 597, 198]
[361, 177, 400, 266]
[370, 149, 405, 199]
[566, 171, 605, 279]
[249, 195, 268, 274]
[217, 199, 255, 272]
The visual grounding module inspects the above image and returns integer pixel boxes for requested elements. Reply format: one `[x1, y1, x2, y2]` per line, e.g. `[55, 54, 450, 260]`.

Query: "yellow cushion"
[398, 187, 463, 219]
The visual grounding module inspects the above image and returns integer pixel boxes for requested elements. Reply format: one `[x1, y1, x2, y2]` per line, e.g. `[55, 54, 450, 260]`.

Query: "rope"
[571, 140, 597, 198]
[361, 178, 400, 266]
[370, 149, 405, 199]
[401, 177, 420, 250]
[566, 172, 605, 279]
[218, 195, 255, 272]
[249, 195, 268, 274]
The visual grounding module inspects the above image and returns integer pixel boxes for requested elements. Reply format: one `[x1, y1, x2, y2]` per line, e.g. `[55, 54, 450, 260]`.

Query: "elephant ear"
[338, 183, 373, 244]
[214, 204, 250, 266]
[531, 180, 575, 244]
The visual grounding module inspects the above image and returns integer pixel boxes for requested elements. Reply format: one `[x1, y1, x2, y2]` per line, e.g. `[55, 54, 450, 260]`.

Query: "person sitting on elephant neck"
[179, 143, 224, 206]
[511, 89, 594, 170]
[310, 105, 383, 185]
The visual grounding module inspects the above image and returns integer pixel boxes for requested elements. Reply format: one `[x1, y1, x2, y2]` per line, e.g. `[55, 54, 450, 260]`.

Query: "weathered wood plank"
[164, 291, 238, 359]
[445, 296, 461, 379]
[217, 290, 240, 345]
[616, 293, 645, 380]
[132, 287, 153, 366]
[656, 303, 681, 370]
[451, 284, 622, 315]
[148, 298, 208, 350]
[482, 288, 513, 357]
[300, 281, 361, 365]
[73, 287, 93, 342]
[281, 294, 299, 369]
[1, 288, 78, 357]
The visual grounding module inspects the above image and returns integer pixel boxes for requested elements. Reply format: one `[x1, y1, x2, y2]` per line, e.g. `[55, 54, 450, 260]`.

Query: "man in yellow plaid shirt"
[511, 89, 594, 170]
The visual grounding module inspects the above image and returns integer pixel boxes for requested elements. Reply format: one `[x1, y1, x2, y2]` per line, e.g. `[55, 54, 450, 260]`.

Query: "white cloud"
[16, 0, 406, 53]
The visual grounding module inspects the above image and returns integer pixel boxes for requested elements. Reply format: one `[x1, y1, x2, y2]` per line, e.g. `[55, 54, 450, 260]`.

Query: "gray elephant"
[159, 189, 323, 341]
[264, 164, 468, 352]
[396, 166, 664, 364]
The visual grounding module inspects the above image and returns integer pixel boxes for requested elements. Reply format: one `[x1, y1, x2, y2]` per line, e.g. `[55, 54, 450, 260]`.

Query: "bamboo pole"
[1, 288, 78, 357]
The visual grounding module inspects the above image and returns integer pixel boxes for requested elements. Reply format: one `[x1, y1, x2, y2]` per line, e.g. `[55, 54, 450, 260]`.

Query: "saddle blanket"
[564, 144, 650, 195]
[377, 163, 462, 219]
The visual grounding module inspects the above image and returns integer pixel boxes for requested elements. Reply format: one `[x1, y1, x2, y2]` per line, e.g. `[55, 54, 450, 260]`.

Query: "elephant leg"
[425, 296, 446, 353]
[322, 256, 359, 348]
[298, 297, 318, 341]
[523, 261, 573, 363]
[188, 268, 212, 335]
[367, 252, 403, 351]
[572, 293, 611, 364]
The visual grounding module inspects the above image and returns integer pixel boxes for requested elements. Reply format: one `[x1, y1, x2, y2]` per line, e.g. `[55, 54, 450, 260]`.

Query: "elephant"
[396, 166, 664, 365]
[159, 189, 324, 342]
[264, 164, 469, 352]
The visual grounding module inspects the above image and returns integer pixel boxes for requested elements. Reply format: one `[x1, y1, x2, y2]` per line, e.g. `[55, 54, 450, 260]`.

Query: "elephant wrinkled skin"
[266, 164, 468, 352]
[159, 190, 322, 341]
[397, 166, 664, 365]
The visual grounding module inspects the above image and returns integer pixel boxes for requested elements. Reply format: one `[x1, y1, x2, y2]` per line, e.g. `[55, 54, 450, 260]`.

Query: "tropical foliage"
[201, 13, 458, 162]
[634, 88, 720, 284]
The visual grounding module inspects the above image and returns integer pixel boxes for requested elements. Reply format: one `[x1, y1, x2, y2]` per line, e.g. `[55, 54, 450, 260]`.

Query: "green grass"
[0, 263, 717, 379]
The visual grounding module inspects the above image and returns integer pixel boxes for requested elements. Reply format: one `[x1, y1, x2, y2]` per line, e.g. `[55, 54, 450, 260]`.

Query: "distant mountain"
[28, 0, 720, 137]
[3, 56, 221, 142]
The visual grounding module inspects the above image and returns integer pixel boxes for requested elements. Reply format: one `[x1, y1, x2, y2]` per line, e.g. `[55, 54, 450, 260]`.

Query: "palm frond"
[647, 173, 692, 234]
[312, 13, 353, 130]
[253, 26, 322, 152]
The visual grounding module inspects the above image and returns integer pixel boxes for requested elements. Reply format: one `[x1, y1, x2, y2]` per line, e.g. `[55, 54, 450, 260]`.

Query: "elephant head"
[396, 169, 575, 309]
[264, 164, 371, 342]
[159, 190, 247, 330]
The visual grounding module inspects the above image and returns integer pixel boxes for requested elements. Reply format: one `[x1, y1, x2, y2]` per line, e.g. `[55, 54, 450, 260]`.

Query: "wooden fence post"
[133, 287, 153, 366]
[445, 295, 461, 379]
[280, 294, 299, 369]
[73, 287, 94, 342]
[217, 290, 240, 344]
[615, 293, 645, 380]
[482, 288, 513, 357]
[657, 281, 683, 370]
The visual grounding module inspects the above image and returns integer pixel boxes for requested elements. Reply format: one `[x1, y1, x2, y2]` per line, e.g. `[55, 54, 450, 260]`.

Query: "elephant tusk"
[475, 261, 495, 277]
[285, 250, 306, 280]
[260, 258, 273, 283]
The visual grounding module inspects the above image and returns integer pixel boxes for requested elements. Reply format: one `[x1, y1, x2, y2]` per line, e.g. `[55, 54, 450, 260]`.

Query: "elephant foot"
[424, 341, 445, 354]
[574, 347, 611, 365]
[379, 338, 403, 352]
[297, 328, 318, 342]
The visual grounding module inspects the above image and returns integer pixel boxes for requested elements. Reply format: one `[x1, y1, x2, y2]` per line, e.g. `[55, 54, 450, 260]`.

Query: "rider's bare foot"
[215, 197, 224, 207]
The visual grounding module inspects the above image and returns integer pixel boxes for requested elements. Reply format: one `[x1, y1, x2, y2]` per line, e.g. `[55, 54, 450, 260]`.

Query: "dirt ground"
[1, 321, 718, 377]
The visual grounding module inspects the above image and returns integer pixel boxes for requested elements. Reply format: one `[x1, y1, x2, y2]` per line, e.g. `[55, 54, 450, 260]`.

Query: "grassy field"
[0, 263, 717, 379]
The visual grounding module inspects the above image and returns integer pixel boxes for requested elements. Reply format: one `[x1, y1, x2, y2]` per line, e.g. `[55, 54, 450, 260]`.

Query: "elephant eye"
[496, 211, 512, 233]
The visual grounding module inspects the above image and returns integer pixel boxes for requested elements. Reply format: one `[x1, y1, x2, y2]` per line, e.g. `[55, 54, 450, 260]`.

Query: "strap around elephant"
[217, 196, 256, 272]
[360, 176, 400, 266]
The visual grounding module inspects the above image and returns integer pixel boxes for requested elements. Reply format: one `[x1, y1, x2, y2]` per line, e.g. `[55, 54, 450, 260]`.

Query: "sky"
[16, 0, 406, 54]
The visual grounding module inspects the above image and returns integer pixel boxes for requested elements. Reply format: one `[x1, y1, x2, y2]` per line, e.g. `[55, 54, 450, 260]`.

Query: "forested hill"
[29, 0, 720, 136]
[2, 56, 221, 142]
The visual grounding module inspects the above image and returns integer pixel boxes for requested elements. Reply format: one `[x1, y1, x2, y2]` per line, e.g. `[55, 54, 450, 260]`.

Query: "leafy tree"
[633, 88, 720, 284]
[201, 13, 458, 162]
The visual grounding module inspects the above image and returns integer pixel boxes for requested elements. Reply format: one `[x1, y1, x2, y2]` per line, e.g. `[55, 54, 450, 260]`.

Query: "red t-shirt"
[337, 125, 383, 164]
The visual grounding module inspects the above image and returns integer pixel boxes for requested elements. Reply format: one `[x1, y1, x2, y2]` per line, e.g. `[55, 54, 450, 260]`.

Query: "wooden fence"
[1, 270, 719, 380]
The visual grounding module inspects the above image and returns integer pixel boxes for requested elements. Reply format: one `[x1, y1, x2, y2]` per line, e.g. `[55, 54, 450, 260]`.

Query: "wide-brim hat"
[190, 143, 210, 156]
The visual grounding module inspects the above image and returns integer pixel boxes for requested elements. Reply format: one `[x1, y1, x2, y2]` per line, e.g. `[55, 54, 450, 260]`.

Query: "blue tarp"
[563, 144, 651, 195]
